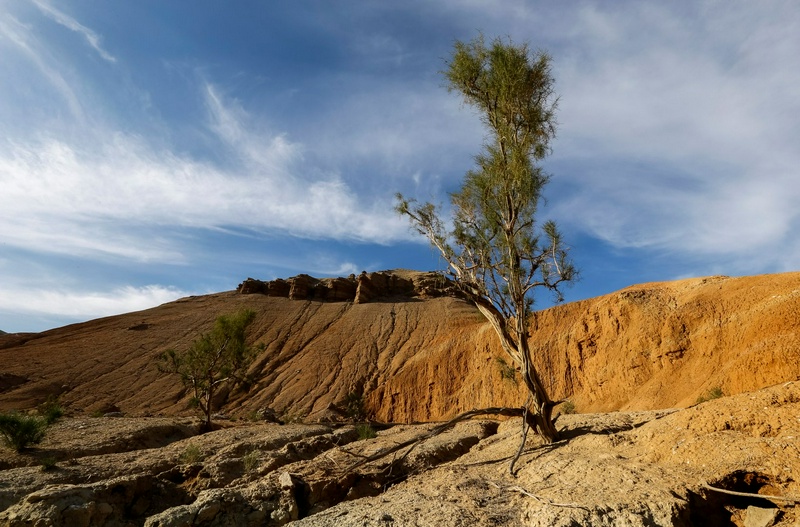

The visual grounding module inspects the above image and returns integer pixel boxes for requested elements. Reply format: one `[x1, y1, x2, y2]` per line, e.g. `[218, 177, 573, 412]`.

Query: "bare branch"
[343, 407, 529, 473]
[701, 483, 800, 504]
[488, 482, 589, 510]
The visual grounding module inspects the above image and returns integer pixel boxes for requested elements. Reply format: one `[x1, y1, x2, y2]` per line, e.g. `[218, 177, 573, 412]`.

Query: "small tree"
[160, 309, 257, 430]
[397, 35, 576, 444]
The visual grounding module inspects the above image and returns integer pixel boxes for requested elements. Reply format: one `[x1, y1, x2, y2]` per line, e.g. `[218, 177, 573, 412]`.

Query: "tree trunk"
[473, 299, 558, 443]
[518, 337, 558, 443]
[204, 374, 214, 432]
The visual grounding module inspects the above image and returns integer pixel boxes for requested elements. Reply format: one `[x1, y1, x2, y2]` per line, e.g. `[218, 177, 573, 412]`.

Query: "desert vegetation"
[159, 309, 257, 430]
[1, 271, 799, 524]
[0, 396, 63, 452]
[397, 35, 575, 445]
[0, 412, 48, 452]
[696, 386, 725, 404]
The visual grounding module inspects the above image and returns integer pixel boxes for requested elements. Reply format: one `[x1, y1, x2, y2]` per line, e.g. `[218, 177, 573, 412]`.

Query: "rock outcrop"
[236, 270, 456, 303]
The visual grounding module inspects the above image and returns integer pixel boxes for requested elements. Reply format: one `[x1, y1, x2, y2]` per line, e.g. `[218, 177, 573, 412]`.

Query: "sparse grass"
[495, 357, 517, 384]
[280, 411, 306, 424]
[246, 407, 279, 423]
[696, 386, 724, 404]
[179, 443, 204, 464]
[40, 457, 58, 471]
[0, 412, 48, 452]
[559, 400, 576, 415]
[37, 395, 64, 424]
[242, 449, 261, 472]
[355, 424, 377, 440]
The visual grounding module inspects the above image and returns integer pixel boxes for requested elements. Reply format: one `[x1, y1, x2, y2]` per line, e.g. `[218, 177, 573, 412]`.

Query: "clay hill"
[0, 270, 799, 526]
[1, 270, 798, 421]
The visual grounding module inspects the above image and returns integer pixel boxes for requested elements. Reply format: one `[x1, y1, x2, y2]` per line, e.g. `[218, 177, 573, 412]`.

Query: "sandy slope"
[1, 271, 798, 423]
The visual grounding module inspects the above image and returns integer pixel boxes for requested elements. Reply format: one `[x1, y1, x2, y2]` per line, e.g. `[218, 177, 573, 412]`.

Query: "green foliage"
[0, 412, 48, 452]
[279, 410, 305, 424]
[396, 35, 576, 443]
[344, 391, 367, 421]
[37, 395, 64, 424]
[242, 449, 261, 472]
[179, 443, 204, 464]
[160, 309, 257, 429]
[495, 357, 517, 384]
[355, 424, 377, 440]
[559, 400, 576, 415]
[396, 34, 575, 333]
[40, 457, 58, 471]
[696, 386, 724, 404]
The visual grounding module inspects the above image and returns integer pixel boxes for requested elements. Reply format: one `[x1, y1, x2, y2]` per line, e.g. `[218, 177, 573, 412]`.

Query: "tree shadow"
[461, 441, 564, 468]
[556, 409, 677, 441]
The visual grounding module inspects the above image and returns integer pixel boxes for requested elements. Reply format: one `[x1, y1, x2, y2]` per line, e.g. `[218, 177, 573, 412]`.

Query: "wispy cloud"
[0, 11, 85, 120]
[545, 2, 800, 272]
[411, 1, 800, 276]
[30, 0, 116, 62]
[0, 283, 188, 320]
[0, 81, 413, 264]
[0, 3, 415, 273]
[2, 0, 799, 332]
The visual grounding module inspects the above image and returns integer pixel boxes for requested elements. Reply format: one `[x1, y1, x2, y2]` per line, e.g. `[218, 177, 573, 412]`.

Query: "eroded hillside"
[0, 270, 798, 422]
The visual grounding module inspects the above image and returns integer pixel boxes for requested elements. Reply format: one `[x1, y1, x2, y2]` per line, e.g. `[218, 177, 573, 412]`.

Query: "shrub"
[495, 357, 517, 384]
[0, 412, 48, 452]
[159, 309, 257, 430]
[40, 457, 58, 471]
[696, 386, 724, 404]
[559, 400, 576, 415]
[242, 449, 261, 472]
[279, 411, 305, 424]
[37, 395, 64, 424]
[355, 424, 377, 440]
[179, 443, 204, 464]
[344, 391, 367, 421]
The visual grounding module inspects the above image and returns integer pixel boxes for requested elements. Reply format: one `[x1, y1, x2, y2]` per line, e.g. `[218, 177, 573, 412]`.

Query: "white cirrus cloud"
[0, 284, 189, 320]
[0, 82, 413, 264]
[30, 0, 116, 63]
[0, 10, 86, 121]
[546, 2, 800, 270]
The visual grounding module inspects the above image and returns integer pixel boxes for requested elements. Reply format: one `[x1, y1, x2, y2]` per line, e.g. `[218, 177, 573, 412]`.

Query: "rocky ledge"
[237, 270, 457, 304]
[2, 382, 799, 526]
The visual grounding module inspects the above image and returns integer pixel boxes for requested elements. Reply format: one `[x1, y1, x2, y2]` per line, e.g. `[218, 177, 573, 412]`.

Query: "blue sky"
[1, 1, 799, 332]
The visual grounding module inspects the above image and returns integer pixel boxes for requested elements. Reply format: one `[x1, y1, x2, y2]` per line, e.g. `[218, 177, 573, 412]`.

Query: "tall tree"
[397, 35, 576, 443]
[160, 309, 257, 430]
